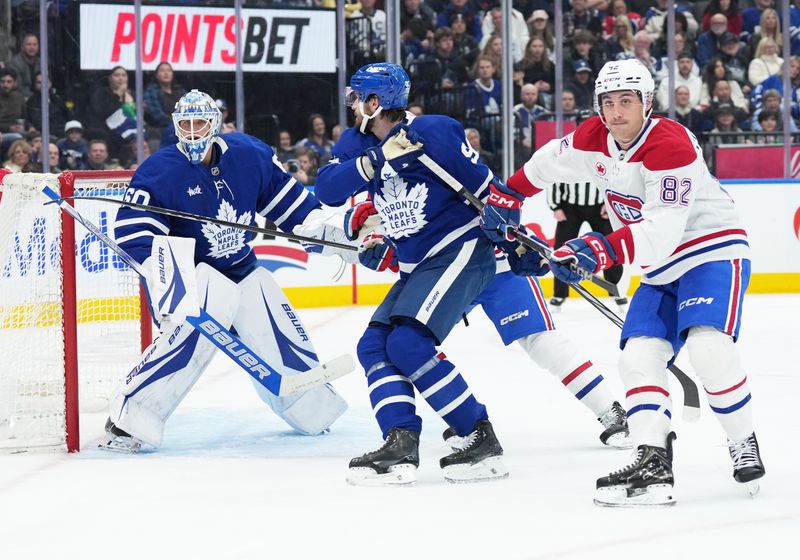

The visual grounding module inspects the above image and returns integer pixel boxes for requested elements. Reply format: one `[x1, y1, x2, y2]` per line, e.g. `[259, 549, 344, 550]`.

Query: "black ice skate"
[346, 428, 420, 486]
[729, 432, 765, 497]
[594, 432, 677, 507]
[98, 418, 142, 453]
[439, 420, 509, 483]
[598, 401, 633, 449]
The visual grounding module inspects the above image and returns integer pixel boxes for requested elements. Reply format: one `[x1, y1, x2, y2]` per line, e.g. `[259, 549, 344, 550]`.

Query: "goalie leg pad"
[686, 326, 753, 441]
[619, 336, 673, 448]
[234, 267, 347, 434]
[110, 263, 240, 447]
[518, 330, 615, 416]
[386, 321, 488, 437]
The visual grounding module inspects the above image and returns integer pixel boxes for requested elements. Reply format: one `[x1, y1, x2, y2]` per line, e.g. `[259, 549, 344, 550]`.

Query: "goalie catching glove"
[357, 123, 425, 181]
[549, 232, 617, 284]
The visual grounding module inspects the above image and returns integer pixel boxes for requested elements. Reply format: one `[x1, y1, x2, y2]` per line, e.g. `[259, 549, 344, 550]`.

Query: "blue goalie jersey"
[114, 132, 320, 281]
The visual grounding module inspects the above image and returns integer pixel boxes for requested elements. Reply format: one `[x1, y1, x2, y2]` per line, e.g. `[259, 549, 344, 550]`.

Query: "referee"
[547, 180, 627, 308]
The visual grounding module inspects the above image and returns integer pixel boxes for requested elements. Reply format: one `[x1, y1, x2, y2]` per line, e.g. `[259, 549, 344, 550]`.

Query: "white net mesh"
[0, 172, 146, 449]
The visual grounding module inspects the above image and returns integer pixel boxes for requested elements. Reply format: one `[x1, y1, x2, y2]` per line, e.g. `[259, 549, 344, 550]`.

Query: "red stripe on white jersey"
[562, 361, 593, 386]
[725, 259, 742, 335]
[626, 385, 670, 398]
[706, 376, 747, 396]
[640, 229, 748, 270]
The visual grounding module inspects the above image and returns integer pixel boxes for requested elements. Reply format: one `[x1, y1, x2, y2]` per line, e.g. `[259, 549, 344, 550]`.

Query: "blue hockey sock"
[357, 324, 421, 438]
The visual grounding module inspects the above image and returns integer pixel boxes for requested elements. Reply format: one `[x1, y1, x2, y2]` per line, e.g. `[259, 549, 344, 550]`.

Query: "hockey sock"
[620, 337, 674, 448]
[686, 327, 754, 441]
[518, 331, 615, 416]
[387, 321, 488, 437]
[357, 324, 421, 438]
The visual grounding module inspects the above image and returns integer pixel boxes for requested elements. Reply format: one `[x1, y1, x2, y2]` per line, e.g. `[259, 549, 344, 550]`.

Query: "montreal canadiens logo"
[595, 162, 607, 176]
[606, 190, 644, 225]
[254, 244, 308, 272]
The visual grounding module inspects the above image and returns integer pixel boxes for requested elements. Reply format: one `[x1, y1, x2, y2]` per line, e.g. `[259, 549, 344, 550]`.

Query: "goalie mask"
[593, 59, 655, 125]
[345, 63, 410, 133]
[173, 89, 222, 165]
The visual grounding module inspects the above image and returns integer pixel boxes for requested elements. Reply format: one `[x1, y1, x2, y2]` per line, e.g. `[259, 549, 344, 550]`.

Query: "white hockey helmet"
[172, 89, 222, 165]
[593, 59, 655, 122]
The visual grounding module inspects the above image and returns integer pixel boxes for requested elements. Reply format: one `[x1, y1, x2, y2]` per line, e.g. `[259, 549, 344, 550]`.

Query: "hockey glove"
[479, 179, 525, 243]
[360, 124, 425, 181]
[549, 232, 617, 284]
[343, 200, 381, 241]
[359, 233, 399, 273]
[499, 231, 550, 277]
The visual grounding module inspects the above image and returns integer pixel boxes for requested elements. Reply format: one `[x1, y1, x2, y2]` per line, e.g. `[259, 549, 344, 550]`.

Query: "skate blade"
[744, 480, 760, 498]
[443, 456, 509, 484]
[346, 464, 417, 487]
[98, 437, 141, 454]
[604, 432, 634, 450]
[594, 484, 675, 507]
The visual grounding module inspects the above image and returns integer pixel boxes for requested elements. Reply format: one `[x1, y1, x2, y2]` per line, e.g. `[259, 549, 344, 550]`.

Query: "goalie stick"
[43, 185, 355, 397]
[416, 154, 701, 419]
[47, 195, 358, 252]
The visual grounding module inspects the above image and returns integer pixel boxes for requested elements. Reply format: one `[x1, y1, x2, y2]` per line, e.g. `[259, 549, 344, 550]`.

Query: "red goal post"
[0, 170, 152, 452]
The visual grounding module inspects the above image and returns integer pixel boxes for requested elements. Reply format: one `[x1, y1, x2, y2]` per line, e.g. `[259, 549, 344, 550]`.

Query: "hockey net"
[0, 171, 151, 452]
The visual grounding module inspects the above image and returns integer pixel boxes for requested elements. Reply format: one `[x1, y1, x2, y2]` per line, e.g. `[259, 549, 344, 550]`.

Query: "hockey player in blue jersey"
[102, 90, 357, 452]
[318, 68, 633, 457]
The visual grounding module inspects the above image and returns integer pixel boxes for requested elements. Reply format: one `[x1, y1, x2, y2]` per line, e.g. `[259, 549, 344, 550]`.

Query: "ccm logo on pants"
[500, 310, 529, 325]
[679, 296, 714, 310]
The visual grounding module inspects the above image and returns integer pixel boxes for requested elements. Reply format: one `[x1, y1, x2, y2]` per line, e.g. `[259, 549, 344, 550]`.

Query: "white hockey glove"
[357, 124, 425, 181]
[293, 208, 361, 263]
[143, 236, 201, 324]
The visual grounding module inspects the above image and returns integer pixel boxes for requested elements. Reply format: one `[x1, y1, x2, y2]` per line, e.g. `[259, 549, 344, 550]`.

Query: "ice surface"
[1, 294, 797, 560]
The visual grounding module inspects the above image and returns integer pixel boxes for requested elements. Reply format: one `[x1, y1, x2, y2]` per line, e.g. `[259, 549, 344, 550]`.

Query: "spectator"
[85, 139, 111, 171]
[430, 27, 471, 88]
[703, 80, 750, 129]
[672, 84, 705, 139]
[655, 51, 702, 111]
[144, 62, 186, 129]
[749, 37, 783, 87]
[465, 127, 497, 173]
[57, 120, 88, 170]
[480, 6, 530, 63]
[350, 0, 387, 59]
[564, 0, 603, 41]
[466, 56, 502, 119]
[86, 66, 137, 157]
[121, 139, 152, 169]
[25, 72, 69, 135]
[474, 35, 503, 79]
[566, 30, 605, 77]
[513, 83, 547, 166]
[286, 146, 317, 185]
[702, 0, 743, 36]
[644, 0, 698, 43]
[754, 109, 782, 143]
[697, 13, 729, 69]
[215, 98, 236, 134]
[632, 30, 657, 77]
[2, 139, 32, 172]
[654, 32, 692, 85]
[652, 11, 691, 58]
[0, 69, 26, 135]
[295, 113, 334, 165]
[718, 32, 749, 91]
[606, 15, 635, 61]
[567, 59, 595, 110]
[331, 124, 343, 144]
[27, 131, 42, 163]
[400, 0, 437, 50]
[274, 129, 294, 163]
[437, 0, 482, 41]
[747, 8, 782, 62]
[603, 0, 643, 40]
[514, 37, 555, 107]
[527, 9, 555, 52]
[750, 88, 797, 131]
[450, 14, 480, 71]
[47, 142, 61, 173]
[6, 33, 40, 100]
[741, 0, 774, 41]
[562, 89, 579, 118]
[705, 103, 748, 171]
[408, 102, 424, 116]
[700, 57, 748, 112]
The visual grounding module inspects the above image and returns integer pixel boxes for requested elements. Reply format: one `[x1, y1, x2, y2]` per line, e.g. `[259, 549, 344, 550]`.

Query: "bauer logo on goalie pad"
[150, 236, 200, 320]
[198, 320, 272, 379]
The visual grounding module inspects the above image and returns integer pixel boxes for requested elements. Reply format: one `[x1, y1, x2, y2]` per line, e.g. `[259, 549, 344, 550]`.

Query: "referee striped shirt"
[547, 181, 604, 210]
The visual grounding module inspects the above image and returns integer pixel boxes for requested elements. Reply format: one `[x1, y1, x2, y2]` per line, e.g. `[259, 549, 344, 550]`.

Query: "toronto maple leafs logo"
[373, 175, 428, 238]
[201, 200, 252, 258]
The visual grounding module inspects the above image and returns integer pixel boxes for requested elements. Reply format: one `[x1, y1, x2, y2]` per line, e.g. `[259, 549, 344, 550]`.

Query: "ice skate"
[98, 418, 142, 453]
[614, 296, 628, 314]
[440, 420, 509, 483]
[347, 428, 420, 487]
[598, 401, 633, 449]
[594, 432, 676, 507]
[728, 432, 765, 497]
[549, 296, 565, 311]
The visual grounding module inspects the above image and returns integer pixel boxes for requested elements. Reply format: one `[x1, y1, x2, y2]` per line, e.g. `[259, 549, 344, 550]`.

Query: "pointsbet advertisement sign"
[79, 4, 336, 73]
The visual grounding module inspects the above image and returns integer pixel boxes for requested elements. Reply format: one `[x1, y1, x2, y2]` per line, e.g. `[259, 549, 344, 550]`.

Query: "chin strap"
[359, 101, 383, 134]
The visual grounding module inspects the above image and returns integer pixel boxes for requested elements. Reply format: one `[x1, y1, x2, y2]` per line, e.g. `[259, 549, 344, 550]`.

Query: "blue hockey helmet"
[172, 89, 222, 165]
[345, 63, 410, 132]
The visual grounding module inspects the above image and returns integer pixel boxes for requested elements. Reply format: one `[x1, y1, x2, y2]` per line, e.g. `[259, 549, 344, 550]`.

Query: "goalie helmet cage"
[0, 170, 152, 453]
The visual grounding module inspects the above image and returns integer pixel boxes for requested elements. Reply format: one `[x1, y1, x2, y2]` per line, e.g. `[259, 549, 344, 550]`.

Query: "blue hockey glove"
[479, 179, 524, 243]
[549, 232, 617, 284]
[343, 200, 379, 240]
[359, 233, 399, 273]
[363, 124, 425, 181]
[499, 232, 551, 277]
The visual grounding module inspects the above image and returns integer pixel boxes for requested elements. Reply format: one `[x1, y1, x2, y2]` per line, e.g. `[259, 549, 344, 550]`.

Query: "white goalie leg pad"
[109, 263, 240, 447]
[686, 326, 753, 441]
[619, 337, 673, 448]
[233, 267, 347, 435]
[518, 330, 615, 416]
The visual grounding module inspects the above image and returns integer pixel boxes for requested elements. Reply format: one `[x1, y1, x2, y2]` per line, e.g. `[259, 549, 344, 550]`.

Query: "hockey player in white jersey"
[102, 90, 357, 452]
[481, 59, 765, 506]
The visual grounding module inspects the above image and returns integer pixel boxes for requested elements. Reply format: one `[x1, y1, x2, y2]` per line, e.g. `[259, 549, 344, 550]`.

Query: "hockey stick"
[417, 155, 619, 298]
[47, 195, 358, 252]
[43, 185, 355, 397]
[417, 154, 701, 419]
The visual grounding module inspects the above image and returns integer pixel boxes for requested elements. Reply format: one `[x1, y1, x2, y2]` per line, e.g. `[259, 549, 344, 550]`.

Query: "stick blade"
[278, 354, 357, 396]
[682, 404, 701, 423]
